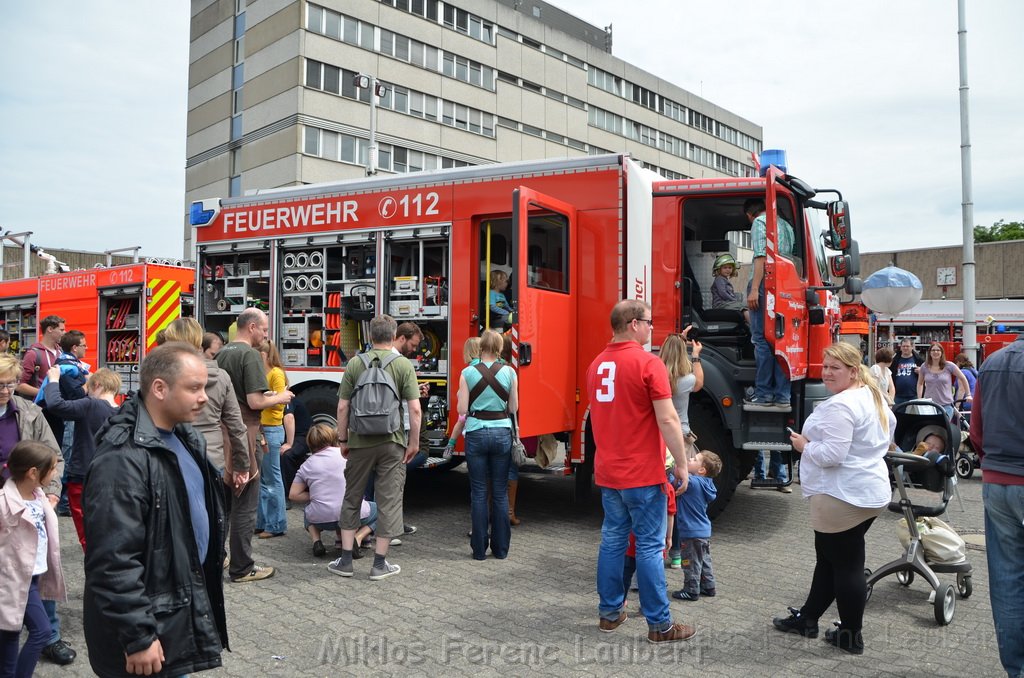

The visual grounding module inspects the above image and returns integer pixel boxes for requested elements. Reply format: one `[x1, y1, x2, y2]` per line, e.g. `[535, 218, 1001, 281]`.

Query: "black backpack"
[348, 352, 403, 436]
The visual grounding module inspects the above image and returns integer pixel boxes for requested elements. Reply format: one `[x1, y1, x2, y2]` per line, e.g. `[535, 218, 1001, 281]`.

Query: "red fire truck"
[0, 264, 195, 394]
[190, 153, 859, 516]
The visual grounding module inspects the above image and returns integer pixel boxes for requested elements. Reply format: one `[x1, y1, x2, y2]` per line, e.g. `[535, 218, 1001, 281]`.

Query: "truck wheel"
[689, 401, 739, 520]
[736, 450, 757, 486]
[298, 384, 339, 427]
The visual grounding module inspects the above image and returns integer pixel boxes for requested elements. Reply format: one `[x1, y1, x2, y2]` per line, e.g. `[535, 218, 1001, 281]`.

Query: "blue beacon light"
[759, 149, 788, 177]
[190, 199, 221, 227]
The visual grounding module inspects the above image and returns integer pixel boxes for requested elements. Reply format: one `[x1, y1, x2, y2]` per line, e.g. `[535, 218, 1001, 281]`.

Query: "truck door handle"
[519, 341, 532, 366]
[775, 314, 785, 339]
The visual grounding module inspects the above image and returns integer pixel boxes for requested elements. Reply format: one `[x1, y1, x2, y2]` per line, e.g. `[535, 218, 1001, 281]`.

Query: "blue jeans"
[42, 598, 58, 644]
[748, 280, 790, 404]
[465, 427, 512, 560]
[597, 485, 672, 632]
[257, 425, 287, 534]
[0, 577, 50, 677]
[983, 482, 1024, 678]
[752, 450, 788, 482]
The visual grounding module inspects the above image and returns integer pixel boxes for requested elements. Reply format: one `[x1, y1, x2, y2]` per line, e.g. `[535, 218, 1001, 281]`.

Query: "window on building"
[307, 5, 323, 32]
[304, 127, 320, 155]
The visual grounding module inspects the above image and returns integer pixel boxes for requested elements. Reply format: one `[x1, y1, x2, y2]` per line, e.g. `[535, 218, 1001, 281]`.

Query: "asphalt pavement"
[38, 464, 1001, 678]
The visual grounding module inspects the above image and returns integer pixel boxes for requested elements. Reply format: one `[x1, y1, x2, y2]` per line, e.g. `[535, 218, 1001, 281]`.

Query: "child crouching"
[671, 450, 722, 601]
[289, 424, 377, 558]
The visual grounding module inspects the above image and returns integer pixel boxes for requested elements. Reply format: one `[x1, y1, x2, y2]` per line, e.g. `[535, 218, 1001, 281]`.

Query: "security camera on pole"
[353, 73, 388, 176]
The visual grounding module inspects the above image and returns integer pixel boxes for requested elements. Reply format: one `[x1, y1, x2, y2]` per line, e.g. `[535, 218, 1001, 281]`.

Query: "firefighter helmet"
[713, 253, 739, 275]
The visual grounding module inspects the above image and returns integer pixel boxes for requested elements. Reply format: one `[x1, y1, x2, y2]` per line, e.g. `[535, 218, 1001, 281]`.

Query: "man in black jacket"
[83, 342, 228, 677]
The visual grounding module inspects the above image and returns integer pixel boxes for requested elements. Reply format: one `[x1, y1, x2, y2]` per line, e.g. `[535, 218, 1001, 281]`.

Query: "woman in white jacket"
[772, 342, 895, 655]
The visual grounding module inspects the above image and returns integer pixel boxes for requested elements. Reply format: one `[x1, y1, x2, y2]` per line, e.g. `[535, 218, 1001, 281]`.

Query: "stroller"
[865, 399, 973, 626]
[952, 398, 979, 479]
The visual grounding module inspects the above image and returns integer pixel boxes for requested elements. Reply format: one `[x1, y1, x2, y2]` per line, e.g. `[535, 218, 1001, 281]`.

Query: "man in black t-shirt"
[890, 339, 923, 405]
[280, 398, 313, 503]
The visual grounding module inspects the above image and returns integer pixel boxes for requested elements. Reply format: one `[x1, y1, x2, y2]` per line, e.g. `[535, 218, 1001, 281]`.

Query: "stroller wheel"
[896, 569, 914, 586]
[934, 584, 955, 625]
[955, 454, 974, 479]
[957, 573, 973, 599]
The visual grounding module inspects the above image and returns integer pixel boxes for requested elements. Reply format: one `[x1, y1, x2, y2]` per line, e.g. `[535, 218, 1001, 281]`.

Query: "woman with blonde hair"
[773, 342, 894, 655]
[157, 317, 251, 524]
[660, 328, 703, 449]
[255, 341, 288, 538]
[456, 329, 518, 559]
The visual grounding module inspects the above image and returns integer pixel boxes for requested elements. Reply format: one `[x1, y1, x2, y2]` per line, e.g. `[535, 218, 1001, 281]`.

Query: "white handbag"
[896, 516, 967, 564]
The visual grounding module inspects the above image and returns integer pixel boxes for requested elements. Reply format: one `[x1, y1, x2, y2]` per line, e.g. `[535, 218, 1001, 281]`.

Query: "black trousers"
[280, 443, 310, 500]
[801, 517, 876, 632]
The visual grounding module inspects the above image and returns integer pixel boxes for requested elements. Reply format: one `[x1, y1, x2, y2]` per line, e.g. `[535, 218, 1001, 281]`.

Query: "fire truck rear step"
[750, 478, 794, 490]
[742, 442, 793, 451]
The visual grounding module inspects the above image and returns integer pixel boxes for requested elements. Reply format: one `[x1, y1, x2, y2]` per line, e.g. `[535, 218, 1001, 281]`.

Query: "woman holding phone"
[773, 342, 894, 655]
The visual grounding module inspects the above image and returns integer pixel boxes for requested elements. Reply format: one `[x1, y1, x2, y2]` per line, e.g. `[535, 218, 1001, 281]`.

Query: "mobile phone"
[786, 426, 797, 436]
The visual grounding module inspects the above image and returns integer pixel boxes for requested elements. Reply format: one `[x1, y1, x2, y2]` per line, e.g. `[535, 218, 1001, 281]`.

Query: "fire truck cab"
[191, 153, 860, 517]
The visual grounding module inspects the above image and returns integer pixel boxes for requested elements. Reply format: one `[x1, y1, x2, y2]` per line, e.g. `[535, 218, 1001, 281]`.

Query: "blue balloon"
[862, 266, 923, 290]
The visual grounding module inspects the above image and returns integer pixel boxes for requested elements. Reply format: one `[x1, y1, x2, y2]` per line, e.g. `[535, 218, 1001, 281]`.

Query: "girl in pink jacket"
[0, 440, 67, 677]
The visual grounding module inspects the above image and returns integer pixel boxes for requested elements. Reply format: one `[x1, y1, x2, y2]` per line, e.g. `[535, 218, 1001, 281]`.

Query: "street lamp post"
[353, 73, 388, 176]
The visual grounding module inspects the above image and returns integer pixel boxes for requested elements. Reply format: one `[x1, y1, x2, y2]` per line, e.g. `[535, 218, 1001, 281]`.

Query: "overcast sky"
[0, 1, 1020, 260]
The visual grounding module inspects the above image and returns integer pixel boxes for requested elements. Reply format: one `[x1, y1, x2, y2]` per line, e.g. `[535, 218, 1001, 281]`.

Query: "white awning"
[876, 298, 1024, 324]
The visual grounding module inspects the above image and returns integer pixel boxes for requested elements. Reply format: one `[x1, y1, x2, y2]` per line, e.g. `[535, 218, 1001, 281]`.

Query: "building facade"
[861, 239, 1024, 301]
[185, 0, 763, 251]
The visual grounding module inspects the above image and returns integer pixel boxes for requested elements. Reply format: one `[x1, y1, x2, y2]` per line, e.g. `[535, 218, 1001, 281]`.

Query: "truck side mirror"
[846, 240, 861, 276]
[826, 200, 851, 250]
[830, 254, 852, 278]
[845, 277, 863, 295]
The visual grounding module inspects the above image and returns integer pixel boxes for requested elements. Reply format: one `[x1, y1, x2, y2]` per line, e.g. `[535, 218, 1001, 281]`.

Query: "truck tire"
[297, 384, 339, 427]
[689, 400, 739, 520]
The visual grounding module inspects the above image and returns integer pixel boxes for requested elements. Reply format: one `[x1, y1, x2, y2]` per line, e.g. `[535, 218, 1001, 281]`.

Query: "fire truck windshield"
[807, 208, 832, 284]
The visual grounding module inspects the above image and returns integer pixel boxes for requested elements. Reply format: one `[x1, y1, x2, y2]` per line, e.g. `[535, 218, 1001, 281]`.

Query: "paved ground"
[38, 465, 1001, 678]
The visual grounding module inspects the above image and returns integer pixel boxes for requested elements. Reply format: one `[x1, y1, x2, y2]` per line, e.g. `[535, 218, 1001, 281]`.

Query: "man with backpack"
[329, 315, 421, 581]
[16, 315, 66, 441]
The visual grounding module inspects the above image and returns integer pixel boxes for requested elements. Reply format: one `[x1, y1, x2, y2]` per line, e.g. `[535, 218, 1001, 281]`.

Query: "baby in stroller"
[864, 399, 973, 626]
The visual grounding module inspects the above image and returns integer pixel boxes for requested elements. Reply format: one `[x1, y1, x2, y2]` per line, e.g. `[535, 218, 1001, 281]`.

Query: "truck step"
[742, 442, 793, 451]
[742, 402, 792, 413]
[750, 478, 793, 490]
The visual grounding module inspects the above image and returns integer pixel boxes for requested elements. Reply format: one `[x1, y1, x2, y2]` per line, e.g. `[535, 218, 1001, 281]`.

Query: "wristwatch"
[691, 357, 701, 363]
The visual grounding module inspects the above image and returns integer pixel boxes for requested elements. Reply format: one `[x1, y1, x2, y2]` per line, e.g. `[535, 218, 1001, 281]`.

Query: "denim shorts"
[304, 517, 340, 531]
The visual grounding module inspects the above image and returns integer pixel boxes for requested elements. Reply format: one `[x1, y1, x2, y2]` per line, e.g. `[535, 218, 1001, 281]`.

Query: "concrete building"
[185, 0, 763, 252]
[861, 240, 1024, 301]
